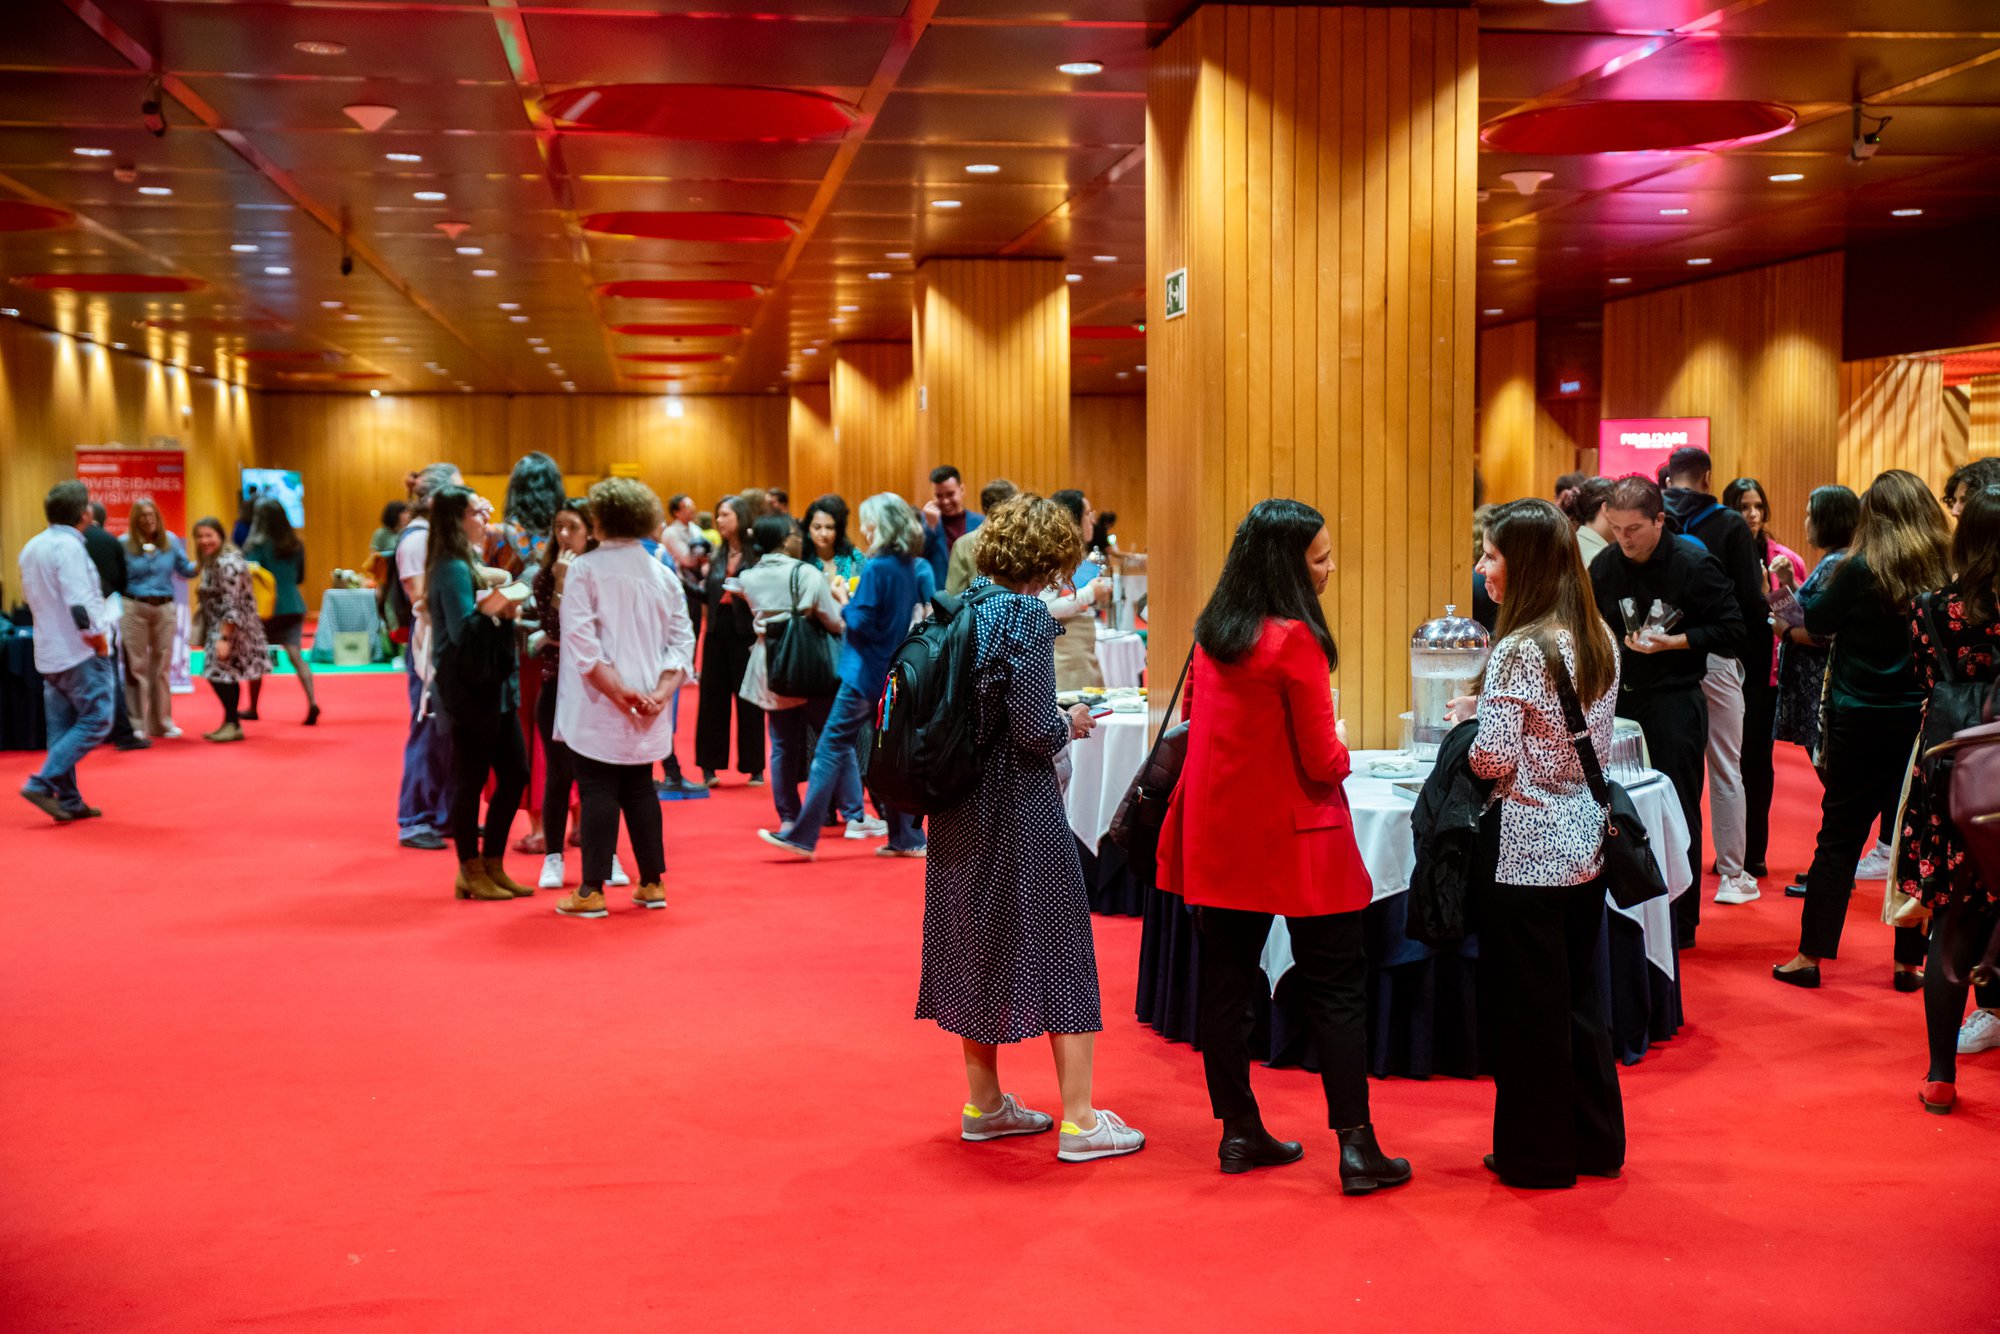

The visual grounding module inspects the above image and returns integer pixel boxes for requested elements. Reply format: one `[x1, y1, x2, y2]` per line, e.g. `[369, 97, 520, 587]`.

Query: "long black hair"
[1722, 476, 1771, 562]
[1193, 498, 1336, 666]
[425, 485, 481, 583]
[248, 495, 302, 558]
[503, 451, 565, 537]
[1954, 486, 2000, 626]
[801, 494, 855, 559]
[1805, 484, 1859, 552]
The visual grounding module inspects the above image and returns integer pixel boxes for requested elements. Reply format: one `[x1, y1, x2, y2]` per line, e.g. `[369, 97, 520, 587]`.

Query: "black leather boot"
[1336, 1124, 1412, 1195]
[1218, 1121, 1304, 1175]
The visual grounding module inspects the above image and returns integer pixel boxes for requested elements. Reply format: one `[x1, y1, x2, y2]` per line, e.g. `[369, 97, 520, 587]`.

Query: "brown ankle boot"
[455, 859, 513, 901]
[482, 856, 534, 897]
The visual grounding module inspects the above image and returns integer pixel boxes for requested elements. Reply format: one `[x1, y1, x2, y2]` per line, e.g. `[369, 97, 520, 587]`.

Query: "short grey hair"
[857, 492, 921, 558]
[410, 462, 461, 515]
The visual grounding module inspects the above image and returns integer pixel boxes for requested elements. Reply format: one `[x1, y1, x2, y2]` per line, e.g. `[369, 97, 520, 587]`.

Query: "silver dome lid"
[1410, 605, 1490, 651]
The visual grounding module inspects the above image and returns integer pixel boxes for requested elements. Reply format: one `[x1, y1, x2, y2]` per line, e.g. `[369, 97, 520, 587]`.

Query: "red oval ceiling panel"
[11, 272, 207, 293]
[582, 211, 796, 242]
[1480, 100, 1796, 154]
[609, 323, 744, 338]
[141, 316, 294, 333]
[0, 201, 75, 232]
[543, 84, 858, 142]
[1070, 325, 1145, 340]
[236, 349, 342, 363]
[597, 280, 765, 301]
[620, 352, 726, 363]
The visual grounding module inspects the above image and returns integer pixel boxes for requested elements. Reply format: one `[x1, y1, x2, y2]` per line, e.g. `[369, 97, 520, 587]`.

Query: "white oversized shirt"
[555, 539, 698, 765]
[20, 524, 106, 674]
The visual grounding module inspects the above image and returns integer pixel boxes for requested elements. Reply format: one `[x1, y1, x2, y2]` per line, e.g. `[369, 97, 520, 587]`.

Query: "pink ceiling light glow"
[542, 85, 858, 142]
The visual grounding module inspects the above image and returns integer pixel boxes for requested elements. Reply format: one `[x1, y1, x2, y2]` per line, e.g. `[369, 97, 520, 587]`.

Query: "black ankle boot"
[1336, 1124, 1412, 1196]
[1218, 1120, 1304, 1175]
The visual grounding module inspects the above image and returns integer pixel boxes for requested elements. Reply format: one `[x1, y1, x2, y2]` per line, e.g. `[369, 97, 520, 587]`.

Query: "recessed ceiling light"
[867, 271, 892, 280]
[0, 308, 19, 317]
[1066, 273, 1083, 283]
[1093, 255, 1118, 263]
[1658, 207, 1689, 216]
[383, 336, 399, 343]
[1892, 207, 1924, 217]
[294, 40, 348, 56]
[965, 164, 1000, 175]
[1608, 277, 1633, 285]
[190, 366, 205, 374]
[838, 304, 859, 312]
[111, 342, 127, 350]
[508, 314, 529, 322]
[498, 301, 520, 310]
[1492, 257, 1518, 266]
[1059, 62, 1104, 75]
[230, 243, 259, 253]
[1483, 308, 1503, 316]
[1136, 365, 1147, 373]
[320, 299, 344, 309]
[930, 199, 962, 209]
[802, 347, 819, 355]
[137, 185, 172, 196]
[385, 152, 423, 164]
[471, 268, 497, 277]
[73, 147, 112, 158]
[1542, 0, 1589, 5]
[885, 251, 911, 259]
[341, 312, 361, 321]
[1768, 172, 1804, 182]
[1116, 371, 1129, 378]
[412, 190, 446, 202]
[455, 246, 483, 256]
[263, 265, 291, 276]
[1686, 257, 1712, 265]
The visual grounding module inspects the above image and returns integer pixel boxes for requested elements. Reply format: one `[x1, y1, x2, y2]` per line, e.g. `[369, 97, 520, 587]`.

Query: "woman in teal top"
[243, 497, 319, 725]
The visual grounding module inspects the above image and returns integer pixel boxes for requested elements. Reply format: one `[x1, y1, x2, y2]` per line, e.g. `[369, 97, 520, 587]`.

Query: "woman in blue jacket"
[758, 492, 927, 859]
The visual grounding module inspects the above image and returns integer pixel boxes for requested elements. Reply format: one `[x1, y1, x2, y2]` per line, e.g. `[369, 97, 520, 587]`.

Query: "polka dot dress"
[915, 582, 1104, 1045]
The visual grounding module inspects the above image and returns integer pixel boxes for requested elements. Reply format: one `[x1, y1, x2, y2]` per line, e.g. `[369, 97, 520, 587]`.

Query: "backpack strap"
[1683, 501, 1727, 533]
[1154, 647, 1193, 749]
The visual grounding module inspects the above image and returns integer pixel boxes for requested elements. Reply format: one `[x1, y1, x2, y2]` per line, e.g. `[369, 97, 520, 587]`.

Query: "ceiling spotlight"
[230, 243, 259, 253]
[1891, 207, 1924, 217]
[137, 185, 172, 196]
[837, 305, 859, 313]
[1116, 371, 1129, 379]
[111, 342, 127, 350]
[1066, 273, 1082, 283]
[385, 151, 423, 163]
[498, 301, 520, 310]
[1686, 257, 1713, 265]
[930, 199, 962, 209]
[341, 312, 360, 321]
[472, 268, 497, 277]
[1768, 172, 1805, 182]
[1059, 62, 1104, 75]
[508, 314, 529, 322]
[455, 246, 483, 256]
[1483, 308, 1503, 316]
[1093, 255, 1118, 263]
[1658, 207, 1689, 216]
[1136, 365, 1147, 373]
[885, 251, 911, 259]
[1499, 169, 1554, 196]
[320, 299, 344, 308]
[294, 39, 348, 56]
[263, 265, 291, 275]
[369, 388, 382, 398]
[1491, 257, 1518, 266]
[343, 103, 400, 132]
[73, 146, 112, 158]
[0, 308, 19, 317]
[412, 190, 446, 202]
[867, 271, 892, 280]
[965, 164, 1000, 175]
[1608, 277, 1633, 285]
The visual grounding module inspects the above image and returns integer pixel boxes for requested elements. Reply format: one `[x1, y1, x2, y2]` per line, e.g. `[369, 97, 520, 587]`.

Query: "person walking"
[1774, 469, 1950, 990]
[189, 517, 268, 744]
[757, 493, 927, 859]
[1722, 476, 1803, 880]
[695, 495, 764, 787]
[916, 494, 1145, 1163]
[242, 497, 320, 726]
[1450, 498, 1626, 1189]
[394, 463, 460, 851]
[1159, 498, 1408, 1194]
[82, 500, 147, 752]
[120, 497, 196, 740]
[551, 477, 695, 919]
[18, 481, 115, 821]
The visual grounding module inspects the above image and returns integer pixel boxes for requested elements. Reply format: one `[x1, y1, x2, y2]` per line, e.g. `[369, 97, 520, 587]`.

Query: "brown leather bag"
[1930, 685, 2000, 986]
[1106, 650, 1193, 884]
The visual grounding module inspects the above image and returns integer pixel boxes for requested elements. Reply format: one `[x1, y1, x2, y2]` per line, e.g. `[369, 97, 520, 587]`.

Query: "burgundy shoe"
[1919, 1081, 1955, 1115]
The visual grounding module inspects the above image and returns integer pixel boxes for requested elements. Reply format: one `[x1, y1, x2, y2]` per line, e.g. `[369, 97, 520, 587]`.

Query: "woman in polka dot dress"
[916, 494, 1145, 1163]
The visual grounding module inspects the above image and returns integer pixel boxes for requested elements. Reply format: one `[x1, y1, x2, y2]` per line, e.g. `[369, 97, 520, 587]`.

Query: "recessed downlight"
[1686, 257, 1713, 266]
[1093, 255, 1118, 263]
[885, 251, 911, 259]
[1492, 257, 1518, 266]
[455, 246, 483, 256]
[930, 199, 962, 209]
[508, 314, 529, 322]
[471, 268, 497, 277]
[1483, 308, 1503, 316]
[838, 304, 859, 312]
[1608, 277, 1633, 285]
[867, 271, 892, 280]
[263, 265, 291, 276]
[498, 302, 521, 310]
[137, 185, 172, 196]
[320, 300, 344, 309]
[965, 164, 1000, 175]
[73, 147, 112, 158]
[412, 190, 446, 202]
[230, 243, 259, 253]
[1066, 273, 1083, 283]
[1059, 62, 1104, 75]
[1892, 207, 1924, 217]
[294, 40, 348, 56]
[385, 152, 423, 163]
[1658, 207, 1689, 216]
[1768, 172, 1804, 182]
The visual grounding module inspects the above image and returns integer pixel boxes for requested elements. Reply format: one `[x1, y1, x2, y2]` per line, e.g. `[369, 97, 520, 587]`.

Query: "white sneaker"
[1855, 842, 1893, 880]
[1960, 1009, 2000, 1055]
[1057, 1108, 1146, 1163]
[845, 816, 889, 840]
[538, 853, 566, 890]
[161, 724, 183, 739]
[1714, 873, 1761, 905]
[609, 854, 631, 887]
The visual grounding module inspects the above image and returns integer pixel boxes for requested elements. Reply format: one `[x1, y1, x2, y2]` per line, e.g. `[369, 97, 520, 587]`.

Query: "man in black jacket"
[1590, 476, 1746, 948]
[1661, 447, 1771, 905]
[82, 500, 145, 751]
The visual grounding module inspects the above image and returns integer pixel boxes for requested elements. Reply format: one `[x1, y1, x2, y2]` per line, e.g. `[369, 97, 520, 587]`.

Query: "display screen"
[240, 468, 304, 528]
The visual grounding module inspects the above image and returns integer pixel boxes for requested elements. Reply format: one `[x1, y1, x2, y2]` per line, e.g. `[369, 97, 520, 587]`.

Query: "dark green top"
[428, 557, 519, 715]
[1800, 552, 1924, 714]
[242, 540, 307, 617]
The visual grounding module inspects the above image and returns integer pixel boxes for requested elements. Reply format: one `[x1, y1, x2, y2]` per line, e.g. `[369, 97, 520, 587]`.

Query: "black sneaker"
[399, 830, 448, 850]
[113, 736, 152, 751]
[655, 777, 710, 801]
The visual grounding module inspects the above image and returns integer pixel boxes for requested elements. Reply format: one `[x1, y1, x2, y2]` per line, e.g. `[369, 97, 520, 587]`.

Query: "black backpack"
[869, 582, 1005, 815]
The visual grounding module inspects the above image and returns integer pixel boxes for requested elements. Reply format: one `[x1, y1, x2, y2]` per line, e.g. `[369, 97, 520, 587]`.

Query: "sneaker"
[961, 1093, 1055, 1142]
[159, 724, 183, 740]
[1960, 1009, 2000, 1055]
[877, 845, 926, 858]
[399, 829, 447, 851]
[554, 889, 607, 919]
[746, 774, 766, 788]
[845, 816, 889, 840]
[20, 787, 75, 823]
[1714, 873, 1761, 905]
[632, 883, 667, 911]
[757, 828, 816, 861]
[609, 854, 631, 887]
[655, 777, 710, 801]
[1855, 842, 1893, 880]
[113, 736, 152, 751]
[538, 853, 566, 890]
[1056, 1108, 1146, 1163]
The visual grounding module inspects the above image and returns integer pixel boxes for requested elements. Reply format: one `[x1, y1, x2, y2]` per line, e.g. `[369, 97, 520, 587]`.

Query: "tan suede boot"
[455, 859, 513, 901]
[482, 856, 534, 897]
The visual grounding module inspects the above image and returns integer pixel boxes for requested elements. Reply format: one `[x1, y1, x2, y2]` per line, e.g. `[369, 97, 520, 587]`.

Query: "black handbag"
[765, 564, 840, 699]
[1106, 648, 1194, 884]
[1551, 658, 1669, 910]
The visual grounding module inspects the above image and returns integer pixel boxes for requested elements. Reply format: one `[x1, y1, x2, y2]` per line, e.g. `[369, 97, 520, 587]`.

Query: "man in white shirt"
[394, 462, 461, 850]
[19, 481, 115, 822]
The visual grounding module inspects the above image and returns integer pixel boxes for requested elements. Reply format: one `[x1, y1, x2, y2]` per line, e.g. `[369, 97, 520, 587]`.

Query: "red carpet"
[3, 672, 1996, 1330]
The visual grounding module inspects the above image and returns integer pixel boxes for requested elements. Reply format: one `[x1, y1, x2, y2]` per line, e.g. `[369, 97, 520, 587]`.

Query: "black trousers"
[109, 641, 137, 744]
[694, 627, 763, 776]
[210, 679, 240, 725]
[447, 707, 529, 863]
[1196, 906, 1369, 1130]
[1477, 877, 1626, 1188]
[573, 752, 666, 889]
[1925, 896, 2000, 1082]
[1800, 705, 1925, 961]
[1742, 673, 1778, 869]
[1620, 687, 1707, 946]
[535, 681, 576, 852]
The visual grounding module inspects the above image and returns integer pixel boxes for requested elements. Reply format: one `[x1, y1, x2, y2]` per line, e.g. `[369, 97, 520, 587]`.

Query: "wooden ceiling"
[0, 0, 1996, 397]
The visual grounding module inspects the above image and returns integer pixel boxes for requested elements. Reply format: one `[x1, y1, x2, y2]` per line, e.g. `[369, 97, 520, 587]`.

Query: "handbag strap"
[1152, 646, 1194, 749]
[1548, 645, 1614, 812]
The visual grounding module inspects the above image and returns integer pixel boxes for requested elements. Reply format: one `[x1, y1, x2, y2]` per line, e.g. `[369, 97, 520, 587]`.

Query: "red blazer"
[1158, 618, 1372, 917]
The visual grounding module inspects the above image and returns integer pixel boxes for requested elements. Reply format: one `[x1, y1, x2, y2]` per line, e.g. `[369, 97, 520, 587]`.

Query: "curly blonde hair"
[975, 493, 1085, 589]
[588, 476, 662, 541]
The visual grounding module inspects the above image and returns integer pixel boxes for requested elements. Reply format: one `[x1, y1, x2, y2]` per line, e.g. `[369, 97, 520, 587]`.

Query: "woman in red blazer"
[1159, 499, 1410, 1196]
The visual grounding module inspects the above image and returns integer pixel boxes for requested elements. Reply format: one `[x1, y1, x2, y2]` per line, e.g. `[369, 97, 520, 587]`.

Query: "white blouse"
[1469, 623, 1621, 887]
[554, 539, 697, 766]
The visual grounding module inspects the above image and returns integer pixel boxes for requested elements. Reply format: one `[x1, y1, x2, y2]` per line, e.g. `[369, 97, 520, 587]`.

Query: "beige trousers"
[122, 598, 179, 735]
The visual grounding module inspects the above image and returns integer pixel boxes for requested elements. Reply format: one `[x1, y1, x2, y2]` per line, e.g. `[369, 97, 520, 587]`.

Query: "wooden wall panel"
[0, 320, 257, 600]
[913, 258, 1070, 496]
[1069, 394, 1147, 550]
[787, 384, 835, 510]
[1838, 356, 1960, 495]
[1973, 376, 2000, 459]
[1147, 4, 1477, 747]
[1602, 252, 1842, 556]
[254, 392, 786, 603]
[831, 343, 918, 504]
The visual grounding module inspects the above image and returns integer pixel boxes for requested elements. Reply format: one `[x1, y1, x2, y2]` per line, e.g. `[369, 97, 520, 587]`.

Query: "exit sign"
[1163, 268, 1187, 321]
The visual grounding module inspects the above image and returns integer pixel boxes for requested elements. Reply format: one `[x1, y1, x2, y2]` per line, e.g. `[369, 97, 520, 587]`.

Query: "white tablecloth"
[1114, 573, 1147, 631]
[1062, 710, 1151, 847]
[1095, 624, 1147, 689]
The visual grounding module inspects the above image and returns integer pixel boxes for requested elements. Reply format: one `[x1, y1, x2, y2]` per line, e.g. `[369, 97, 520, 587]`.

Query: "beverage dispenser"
[1408, 606, 1490, 759]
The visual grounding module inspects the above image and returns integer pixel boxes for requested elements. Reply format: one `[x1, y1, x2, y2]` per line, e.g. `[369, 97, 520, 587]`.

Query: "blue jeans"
[397, 659, 454, 836]
[30, 656, 115, 811]
[767, 696, 863, 829]
[785, 683, 922, 852]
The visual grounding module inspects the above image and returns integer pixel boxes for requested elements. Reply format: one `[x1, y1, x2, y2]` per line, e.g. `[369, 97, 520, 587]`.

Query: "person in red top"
[1158, 498, 1409, 1195]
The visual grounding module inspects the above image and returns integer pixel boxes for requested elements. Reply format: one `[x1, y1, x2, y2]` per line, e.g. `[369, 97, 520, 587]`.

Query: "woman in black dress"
[694, 494, 764, 787]
[917, 495, 1145, 1164]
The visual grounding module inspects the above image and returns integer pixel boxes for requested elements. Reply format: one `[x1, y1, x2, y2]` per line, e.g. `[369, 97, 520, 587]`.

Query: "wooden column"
[1972, 375, 2000, 459]
[788, 384, 835, 508]
[913, 258, 1070, 495]
[1147, 4, 1478, 747]
[831, 342, 917, 503]
[1838, 356, 1959, 493]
